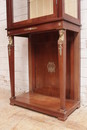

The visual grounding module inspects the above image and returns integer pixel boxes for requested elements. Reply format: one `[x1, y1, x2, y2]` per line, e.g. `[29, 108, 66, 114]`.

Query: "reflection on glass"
[13, 0, 28, 23]
[13, 0, 53, 23]
[65, 0, 78, 18]
[30, 0, 53, 19]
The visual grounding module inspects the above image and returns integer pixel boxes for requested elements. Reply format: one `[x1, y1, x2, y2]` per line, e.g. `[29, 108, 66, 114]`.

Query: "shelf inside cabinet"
[10, 92, 80, 121]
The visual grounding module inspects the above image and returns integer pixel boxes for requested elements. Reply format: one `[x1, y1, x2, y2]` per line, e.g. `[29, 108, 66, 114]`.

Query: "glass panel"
[13, 0, 54, 23]
[65, 0, 78, 18]
[30, 0, 53, 19]
[13, 0, 28, 23]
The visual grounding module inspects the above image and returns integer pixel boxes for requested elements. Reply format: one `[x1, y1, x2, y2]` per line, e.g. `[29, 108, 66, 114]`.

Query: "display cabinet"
[6, 0, 80, 121]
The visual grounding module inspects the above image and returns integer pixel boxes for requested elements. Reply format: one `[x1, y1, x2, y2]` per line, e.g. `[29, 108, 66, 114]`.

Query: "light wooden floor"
[0, 88, 87, 130]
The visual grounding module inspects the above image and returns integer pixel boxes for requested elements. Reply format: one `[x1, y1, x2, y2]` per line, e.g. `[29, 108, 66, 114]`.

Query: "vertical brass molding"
[58, 30, 65, 56]
[8, 36, 13, 56]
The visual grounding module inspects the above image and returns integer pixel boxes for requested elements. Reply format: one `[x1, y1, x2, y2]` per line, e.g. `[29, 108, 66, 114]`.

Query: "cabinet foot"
[57, 109, 67, 121]
[58, 115, 68, 121]
[10, 97, 15, 106]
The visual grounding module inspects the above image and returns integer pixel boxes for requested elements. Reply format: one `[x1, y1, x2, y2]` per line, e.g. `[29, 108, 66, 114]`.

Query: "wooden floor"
[0, 88, 87, 130]
[11, 92, 79, 119]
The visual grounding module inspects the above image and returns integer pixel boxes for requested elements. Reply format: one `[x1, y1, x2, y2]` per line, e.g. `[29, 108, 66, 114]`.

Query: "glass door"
[29, 0, 53, 19]
[64, 0, 78, 18]
[13, 0, 54, 23]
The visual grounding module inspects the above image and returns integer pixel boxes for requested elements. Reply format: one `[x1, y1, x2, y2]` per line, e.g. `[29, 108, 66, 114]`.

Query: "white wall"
[0, 0, 10, 90]
[0, 0, 87, 105]
[0, 0, 29, 94]
[81, 0, 87, 105]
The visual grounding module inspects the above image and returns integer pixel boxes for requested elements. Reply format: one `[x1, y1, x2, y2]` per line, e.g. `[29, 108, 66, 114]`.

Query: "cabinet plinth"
[10, 92, 80, 121]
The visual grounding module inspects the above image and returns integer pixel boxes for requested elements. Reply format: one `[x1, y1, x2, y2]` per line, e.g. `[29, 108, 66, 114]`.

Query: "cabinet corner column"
[8, 36, 15, 99]
[28, 35, 33, 92]
[58, 30, 67, 113]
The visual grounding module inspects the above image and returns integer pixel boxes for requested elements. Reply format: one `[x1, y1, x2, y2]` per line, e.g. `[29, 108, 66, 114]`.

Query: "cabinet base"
[10, 92, 80, 121]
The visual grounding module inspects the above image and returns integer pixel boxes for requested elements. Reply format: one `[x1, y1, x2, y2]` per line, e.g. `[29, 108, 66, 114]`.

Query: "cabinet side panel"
[66, 31, 74, 99]
[74, 32, 80, 101]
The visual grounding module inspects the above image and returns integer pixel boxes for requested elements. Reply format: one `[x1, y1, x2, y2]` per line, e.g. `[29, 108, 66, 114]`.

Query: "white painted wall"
[0, 0, 87, 105]
[0, 0, 10, 90]
[81, 0, 87, 105]
[0, 0, 29, 94]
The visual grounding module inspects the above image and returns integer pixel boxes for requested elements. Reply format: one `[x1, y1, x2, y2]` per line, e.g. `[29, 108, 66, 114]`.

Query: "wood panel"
[31, 31, 59, 97]
[66, 31, 74, 99]
[74, 32, 80, 101]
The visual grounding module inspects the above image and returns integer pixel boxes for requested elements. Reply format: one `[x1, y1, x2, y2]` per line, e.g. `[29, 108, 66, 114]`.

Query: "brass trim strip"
[24, 27, 37, 31]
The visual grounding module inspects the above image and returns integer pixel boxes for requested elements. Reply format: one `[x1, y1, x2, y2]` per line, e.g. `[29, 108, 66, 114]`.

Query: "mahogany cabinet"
[6, 0, 80, 121]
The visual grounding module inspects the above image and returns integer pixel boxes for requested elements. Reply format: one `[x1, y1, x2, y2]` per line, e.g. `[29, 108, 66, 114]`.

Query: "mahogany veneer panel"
[32, 32, 59, 97]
